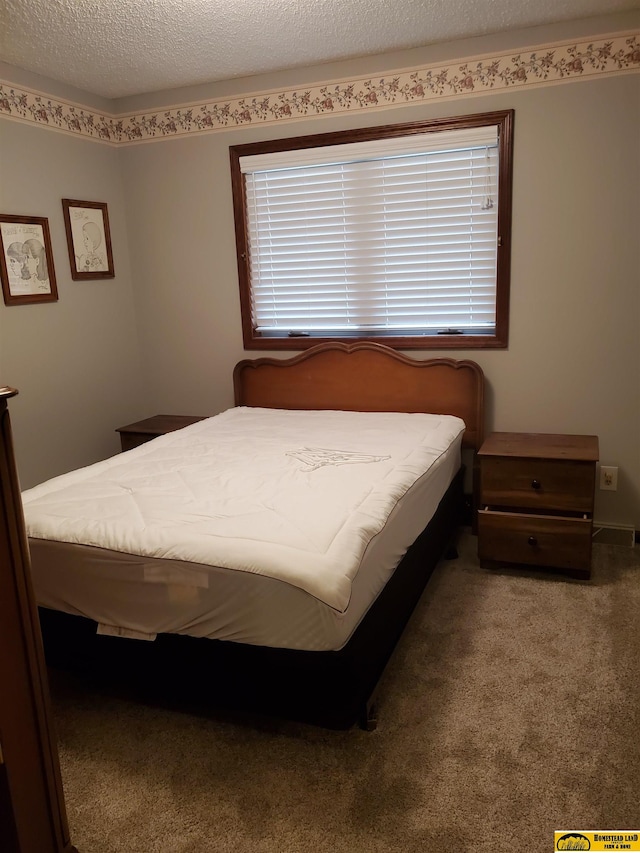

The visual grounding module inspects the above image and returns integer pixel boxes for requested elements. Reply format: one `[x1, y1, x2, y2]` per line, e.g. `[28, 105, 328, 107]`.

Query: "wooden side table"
[116, 414, 207, 452]
[477, 432, 599, 579]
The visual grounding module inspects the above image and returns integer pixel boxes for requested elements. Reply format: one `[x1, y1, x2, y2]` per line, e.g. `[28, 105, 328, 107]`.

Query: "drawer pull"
[531, 479, 541, 490]
[527, 536, 538, 547]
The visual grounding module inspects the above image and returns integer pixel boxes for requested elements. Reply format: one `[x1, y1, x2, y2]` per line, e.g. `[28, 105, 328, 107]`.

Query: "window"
[230, 110, 513, 350]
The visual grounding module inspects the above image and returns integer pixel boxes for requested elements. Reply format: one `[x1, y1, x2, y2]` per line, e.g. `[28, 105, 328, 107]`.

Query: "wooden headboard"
[233, 342, 485, 451]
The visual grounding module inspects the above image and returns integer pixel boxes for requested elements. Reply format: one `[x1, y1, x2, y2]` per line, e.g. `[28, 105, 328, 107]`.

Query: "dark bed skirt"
[38, 468, 463, 730]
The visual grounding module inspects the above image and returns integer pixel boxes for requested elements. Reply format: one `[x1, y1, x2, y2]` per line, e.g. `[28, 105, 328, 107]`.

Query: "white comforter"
[22, 407, 464, 612]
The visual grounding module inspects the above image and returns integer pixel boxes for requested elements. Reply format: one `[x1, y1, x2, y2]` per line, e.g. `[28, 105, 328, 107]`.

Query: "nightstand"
[477, 432, 599, 580]
[116, 414, 207, 452]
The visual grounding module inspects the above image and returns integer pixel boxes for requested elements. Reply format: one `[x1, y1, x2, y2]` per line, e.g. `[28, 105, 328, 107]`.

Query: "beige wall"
[0, 117, 149, 487]
[1, 14, 639, 528]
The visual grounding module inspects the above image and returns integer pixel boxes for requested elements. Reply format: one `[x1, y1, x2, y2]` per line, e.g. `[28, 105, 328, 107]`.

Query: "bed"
[26, 342, 484, 729]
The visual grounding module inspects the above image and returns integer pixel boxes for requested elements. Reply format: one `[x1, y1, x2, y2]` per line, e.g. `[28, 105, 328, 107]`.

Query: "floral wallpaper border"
[1, 31, 638, 145]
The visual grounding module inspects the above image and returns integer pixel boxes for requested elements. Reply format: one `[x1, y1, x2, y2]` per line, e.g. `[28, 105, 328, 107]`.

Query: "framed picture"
[62, 199, 115, 280]
[0, 214, 59, 306]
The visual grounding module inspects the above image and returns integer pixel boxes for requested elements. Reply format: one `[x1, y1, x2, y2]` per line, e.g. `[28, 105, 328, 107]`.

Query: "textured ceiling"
[1, 0, 638, 100]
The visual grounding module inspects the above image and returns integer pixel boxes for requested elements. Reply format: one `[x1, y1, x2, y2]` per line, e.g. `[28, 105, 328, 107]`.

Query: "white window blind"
[241, 125, 500, 338]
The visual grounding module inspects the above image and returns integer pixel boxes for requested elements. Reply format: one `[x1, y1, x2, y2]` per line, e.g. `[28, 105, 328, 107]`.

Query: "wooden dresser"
[0, 387, 78, 852]
[477, 432, 599, 579]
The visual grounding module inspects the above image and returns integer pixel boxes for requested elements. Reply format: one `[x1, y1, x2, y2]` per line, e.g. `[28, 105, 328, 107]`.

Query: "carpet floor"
[49, 531, 640, 852]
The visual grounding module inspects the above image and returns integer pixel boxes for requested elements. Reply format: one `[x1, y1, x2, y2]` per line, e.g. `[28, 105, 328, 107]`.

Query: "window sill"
[242, 332, 508, 350]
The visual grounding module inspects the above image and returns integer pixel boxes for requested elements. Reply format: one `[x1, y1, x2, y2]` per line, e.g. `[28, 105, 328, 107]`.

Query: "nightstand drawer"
[478, 510, 592, 573]
[480, 457, 595, 513]
[119, 431, 154, 452]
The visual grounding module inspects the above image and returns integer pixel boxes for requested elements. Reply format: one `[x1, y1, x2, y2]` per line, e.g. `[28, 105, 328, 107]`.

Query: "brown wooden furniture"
[39, 342, 485, 729]
[0, 387, 78, 853]
[116, 414, 207, 451]
[233, 342, 484, 448]
[478, 432, 599, 580]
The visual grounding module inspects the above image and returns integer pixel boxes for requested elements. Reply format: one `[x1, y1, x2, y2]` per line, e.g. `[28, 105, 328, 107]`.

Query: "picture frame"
[0, 214, 59, 306]
[62, 199, 115, 280]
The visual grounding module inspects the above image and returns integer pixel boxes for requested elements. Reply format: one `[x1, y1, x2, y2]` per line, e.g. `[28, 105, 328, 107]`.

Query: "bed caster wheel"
[359, 701, 378, 731]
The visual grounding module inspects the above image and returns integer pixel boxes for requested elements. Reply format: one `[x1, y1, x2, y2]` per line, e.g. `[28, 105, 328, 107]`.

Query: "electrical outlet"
[599, 465, 618, 491]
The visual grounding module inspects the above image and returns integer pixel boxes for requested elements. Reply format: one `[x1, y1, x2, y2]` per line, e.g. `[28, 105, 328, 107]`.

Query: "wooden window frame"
[230, 109, 514, 350]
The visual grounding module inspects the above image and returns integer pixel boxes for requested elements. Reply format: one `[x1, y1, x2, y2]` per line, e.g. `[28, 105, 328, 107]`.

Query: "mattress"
[23, 407, 464, 651]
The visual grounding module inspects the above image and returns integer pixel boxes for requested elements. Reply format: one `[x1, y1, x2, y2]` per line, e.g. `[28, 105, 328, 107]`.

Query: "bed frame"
[38, 342, 484, 730]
